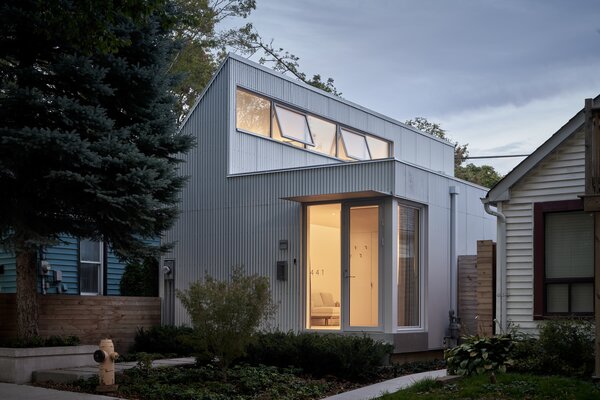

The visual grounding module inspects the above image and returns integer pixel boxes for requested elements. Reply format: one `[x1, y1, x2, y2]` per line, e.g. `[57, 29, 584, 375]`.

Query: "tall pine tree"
[0, 1, 193, 338]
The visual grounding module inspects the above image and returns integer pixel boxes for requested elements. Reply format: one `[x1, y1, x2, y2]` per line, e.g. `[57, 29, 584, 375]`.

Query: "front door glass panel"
[349, 205, 379, 327]
[307, 204, 341, 330]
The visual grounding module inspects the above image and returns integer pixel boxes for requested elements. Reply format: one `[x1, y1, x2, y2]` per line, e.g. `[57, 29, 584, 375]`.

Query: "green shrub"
[243, 331, 393, 382]
[176, 266, 277, 369]
[0, 335, 80, 348]
[512, 319, 595, 377]
[120, 257, 159, 297]
[130, 325, 194, 355]
[445, 334, 514, 376]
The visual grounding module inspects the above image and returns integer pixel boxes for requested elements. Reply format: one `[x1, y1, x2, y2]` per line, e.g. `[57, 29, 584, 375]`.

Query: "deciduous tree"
[405, 117, 502, 188]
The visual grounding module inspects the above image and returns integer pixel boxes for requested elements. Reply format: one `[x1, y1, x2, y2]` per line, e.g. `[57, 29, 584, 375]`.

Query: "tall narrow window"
[80, 239, 103, 295]
[398, 205, 420, 327]
[236, 89, 271, 137]
[307, 204, 341, 330]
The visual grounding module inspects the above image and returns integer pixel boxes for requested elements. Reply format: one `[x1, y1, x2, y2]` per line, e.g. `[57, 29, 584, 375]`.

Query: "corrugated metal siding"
[45, 237, 79, 294]
[228, 58, 454, 176]
[502, 129, 585, 333]
[166, 57, 495, 335]
[0, 251, 16, 293]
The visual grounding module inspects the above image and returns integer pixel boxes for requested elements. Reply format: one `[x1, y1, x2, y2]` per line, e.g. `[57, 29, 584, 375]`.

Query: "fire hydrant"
[93, 338, 119, 392]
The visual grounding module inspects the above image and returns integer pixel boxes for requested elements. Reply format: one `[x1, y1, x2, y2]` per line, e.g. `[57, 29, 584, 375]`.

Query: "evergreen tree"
[0, 1, 193, 338]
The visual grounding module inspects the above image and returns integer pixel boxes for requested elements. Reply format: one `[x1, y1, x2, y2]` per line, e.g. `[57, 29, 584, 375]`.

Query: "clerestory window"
[235, 88, 391, 161]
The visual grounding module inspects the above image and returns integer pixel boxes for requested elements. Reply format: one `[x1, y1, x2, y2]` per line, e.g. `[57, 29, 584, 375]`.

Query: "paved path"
[322, 369, 448, 400]
[0, 382, 119, 400]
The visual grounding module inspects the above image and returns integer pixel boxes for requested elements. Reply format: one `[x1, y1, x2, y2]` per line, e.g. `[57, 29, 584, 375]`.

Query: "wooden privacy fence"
[0, 294, 160, 351]
[458, 240, 496, 337]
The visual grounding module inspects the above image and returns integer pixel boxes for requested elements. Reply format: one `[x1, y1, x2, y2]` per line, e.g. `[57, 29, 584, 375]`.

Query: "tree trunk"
[16, 249, 39, 338]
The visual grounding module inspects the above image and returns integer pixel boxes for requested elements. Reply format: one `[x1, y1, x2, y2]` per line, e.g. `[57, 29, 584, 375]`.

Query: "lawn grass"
[379, 372, 600, 400]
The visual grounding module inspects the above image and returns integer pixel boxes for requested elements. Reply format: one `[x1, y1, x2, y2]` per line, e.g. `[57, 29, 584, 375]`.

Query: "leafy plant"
[445, 335, 515, 377]
[120, 257, 159, 297]
[511, 319, 595, 377]
[176, 266, 277, 369]
[243, 331, 393, 382]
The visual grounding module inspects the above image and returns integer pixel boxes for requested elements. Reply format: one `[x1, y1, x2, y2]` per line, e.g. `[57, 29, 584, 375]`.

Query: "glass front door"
[347, 205, 380, 328]
[306, 202, 381, 331]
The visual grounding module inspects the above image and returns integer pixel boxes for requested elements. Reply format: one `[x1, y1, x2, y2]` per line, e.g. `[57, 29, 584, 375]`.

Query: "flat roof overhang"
[282, 190, 391, 203]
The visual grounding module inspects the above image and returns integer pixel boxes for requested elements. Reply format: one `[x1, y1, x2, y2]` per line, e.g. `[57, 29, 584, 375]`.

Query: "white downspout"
[483, 201, 507, 332]
[449, 186, 460, 314]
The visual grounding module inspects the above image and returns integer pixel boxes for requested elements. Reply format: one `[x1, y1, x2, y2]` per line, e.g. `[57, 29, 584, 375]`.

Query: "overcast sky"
[223, 0, 600, 175]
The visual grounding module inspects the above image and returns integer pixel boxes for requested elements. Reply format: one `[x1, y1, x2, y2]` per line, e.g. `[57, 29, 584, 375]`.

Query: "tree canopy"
[168, 0, 341, 123]
[0, 0, 193, 337]
[405, 117, 502, 188]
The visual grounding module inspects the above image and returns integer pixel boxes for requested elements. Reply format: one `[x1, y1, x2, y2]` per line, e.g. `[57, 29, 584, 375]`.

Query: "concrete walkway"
[322, 369, 448, 400]
[0, 382, 119, 400]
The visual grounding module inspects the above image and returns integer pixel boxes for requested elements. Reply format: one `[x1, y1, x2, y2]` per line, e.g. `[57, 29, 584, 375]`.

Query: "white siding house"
[483, 96, 599, 334]
[163, 54, 496, 352]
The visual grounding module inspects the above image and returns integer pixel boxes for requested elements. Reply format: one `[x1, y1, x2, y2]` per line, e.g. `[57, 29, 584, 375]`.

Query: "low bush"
[176, 266, 277, 369]
[0, 335, 80, 348]
[120, 257, 159, 297]
[444, 334, 514, 376]
[243, 331, 393, 382]
[512, 319, 595, 377]
[130, 325, 194, 355]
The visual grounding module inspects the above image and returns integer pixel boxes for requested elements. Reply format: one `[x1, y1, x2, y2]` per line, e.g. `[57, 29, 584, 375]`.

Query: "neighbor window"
[235, 87, 391, 161]
[80, 239, 104, 295]
[534, 200, 594, 317]
[398, 205, 420, 327]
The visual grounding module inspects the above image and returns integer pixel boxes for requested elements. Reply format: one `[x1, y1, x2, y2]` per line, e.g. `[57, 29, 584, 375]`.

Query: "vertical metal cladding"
[165, 55, 494, 334]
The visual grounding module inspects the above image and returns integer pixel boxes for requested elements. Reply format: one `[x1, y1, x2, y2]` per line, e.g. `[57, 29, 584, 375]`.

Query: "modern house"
[162, 54, 496, 353]
[482, 95, 600, 334]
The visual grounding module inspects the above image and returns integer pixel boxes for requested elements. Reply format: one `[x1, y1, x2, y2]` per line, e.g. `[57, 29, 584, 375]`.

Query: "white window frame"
[79, 240, 104, 296]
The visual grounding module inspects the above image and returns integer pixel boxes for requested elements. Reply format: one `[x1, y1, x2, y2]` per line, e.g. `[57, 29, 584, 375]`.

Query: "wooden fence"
[0, 294, 160, 351]
[458, 240, 496, 336]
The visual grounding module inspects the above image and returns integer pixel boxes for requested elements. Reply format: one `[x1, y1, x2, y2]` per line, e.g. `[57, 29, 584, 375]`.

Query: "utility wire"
[465, 154, 529, 160]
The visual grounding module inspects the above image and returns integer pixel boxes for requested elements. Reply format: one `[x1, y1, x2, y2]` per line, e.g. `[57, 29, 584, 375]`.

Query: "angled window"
[80, 239, 104, 295]
[366, 135, 390, 159]
[307, 115, 336, 156]
[274, 104, 314, 146]
[340, 128, 370, 160]
[534, 200, 594, 317]
[272, 114, 304, 148]
[236, 89, 271, 137]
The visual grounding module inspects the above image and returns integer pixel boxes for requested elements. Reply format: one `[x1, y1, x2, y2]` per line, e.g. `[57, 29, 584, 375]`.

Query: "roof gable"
[484, 95, 600, 205]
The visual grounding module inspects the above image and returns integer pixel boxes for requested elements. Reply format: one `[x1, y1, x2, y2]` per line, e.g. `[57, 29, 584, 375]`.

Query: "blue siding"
[0, 250, 16, 293]
[44, 237, 79, 294]
[0, 236, 157, 296]
[106, 249, 123, 295]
